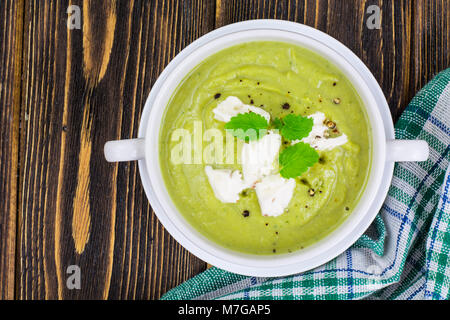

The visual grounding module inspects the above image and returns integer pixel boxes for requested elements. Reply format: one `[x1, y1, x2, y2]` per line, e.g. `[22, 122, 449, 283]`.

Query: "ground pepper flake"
[242, 210, 250, 217]
[214, 93, 221, 99]
[326, 120, 336, 129]
[282, 103, 290, 110]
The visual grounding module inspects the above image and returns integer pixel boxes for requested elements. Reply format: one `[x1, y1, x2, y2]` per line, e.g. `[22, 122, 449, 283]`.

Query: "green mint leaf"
[272, 117, 283, 130]
[224, 112, 269, 141]
[279, 142, 319, 178]
[280, 114, 313, 141]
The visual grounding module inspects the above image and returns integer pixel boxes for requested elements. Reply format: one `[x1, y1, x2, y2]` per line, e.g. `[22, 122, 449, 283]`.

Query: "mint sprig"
[279, 142, 319, 178]
[224, 110, 320, 179]
[224, 112, 269, 141]
[272, 117, 283, 130]
[275, 114, 319, 178]
[278, 114, 313, 141]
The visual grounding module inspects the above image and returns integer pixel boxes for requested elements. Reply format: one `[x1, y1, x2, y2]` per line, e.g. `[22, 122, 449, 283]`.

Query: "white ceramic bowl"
[104, 20, 428, 277]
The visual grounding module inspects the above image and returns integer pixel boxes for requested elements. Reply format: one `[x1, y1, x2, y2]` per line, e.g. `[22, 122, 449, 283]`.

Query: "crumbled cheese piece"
[241, 131, 282, 187]
[212, 96, 271, 123]
[293, 112, 348, 151]
[312, 134, 348, 151]
[204, 166, 247, 203]
[254, 174, 296, 217]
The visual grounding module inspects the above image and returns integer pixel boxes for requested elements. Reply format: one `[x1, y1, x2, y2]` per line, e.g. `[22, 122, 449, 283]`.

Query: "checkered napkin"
[161, 69, 450, 300]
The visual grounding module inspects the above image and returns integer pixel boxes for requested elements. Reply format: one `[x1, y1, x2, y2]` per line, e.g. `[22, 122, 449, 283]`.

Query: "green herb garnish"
[225, 110, 320, 179]
[272, 117, 283, 130]
[278, 114, 313, 141]
[224, 112, 269, 141]
[279, 142, 319, 178]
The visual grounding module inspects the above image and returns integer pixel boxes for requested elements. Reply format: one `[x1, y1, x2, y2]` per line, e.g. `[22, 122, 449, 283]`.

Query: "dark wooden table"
[0, 0, 449, 300]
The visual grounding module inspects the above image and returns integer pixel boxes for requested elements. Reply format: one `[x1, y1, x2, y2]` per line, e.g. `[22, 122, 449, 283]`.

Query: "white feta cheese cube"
[293, 112, 348, 151]
[241, 131, 282, 187]
[254, 174, 296, 217]
[212, 96, 270, 123]
[204, 166, 247, 203]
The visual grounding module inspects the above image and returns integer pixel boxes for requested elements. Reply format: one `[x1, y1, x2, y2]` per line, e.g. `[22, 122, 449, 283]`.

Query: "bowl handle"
[386, 140, 429, 162]
[104, 138, 145, 162]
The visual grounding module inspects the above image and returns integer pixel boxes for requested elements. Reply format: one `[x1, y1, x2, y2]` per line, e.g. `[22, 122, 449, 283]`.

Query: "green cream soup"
[159, 41, 371, 254]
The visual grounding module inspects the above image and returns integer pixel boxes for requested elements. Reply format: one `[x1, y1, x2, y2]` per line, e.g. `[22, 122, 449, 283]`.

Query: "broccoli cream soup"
[159, 41, 371, 255]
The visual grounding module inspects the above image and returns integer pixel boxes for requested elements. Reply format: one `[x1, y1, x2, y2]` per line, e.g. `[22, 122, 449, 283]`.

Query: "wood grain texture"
[413, 0, 450, 92]
[0, 0, 449, 300]
[19, 0, 214, 299]
[0, 0, 23, 300]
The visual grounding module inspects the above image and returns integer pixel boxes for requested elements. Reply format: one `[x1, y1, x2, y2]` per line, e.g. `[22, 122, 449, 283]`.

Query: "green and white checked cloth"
[162, 69, 450, 300]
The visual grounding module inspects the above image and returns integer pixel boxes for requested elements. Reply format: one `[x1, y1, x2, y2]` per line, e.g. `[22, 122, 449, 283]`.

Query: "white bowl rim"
[137, 20, 395, 277]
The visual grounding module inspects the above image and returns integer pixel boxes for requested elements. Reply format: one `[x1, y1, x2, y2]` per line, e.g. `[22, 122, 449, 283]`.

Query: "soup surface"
[159, 41, 371, 254]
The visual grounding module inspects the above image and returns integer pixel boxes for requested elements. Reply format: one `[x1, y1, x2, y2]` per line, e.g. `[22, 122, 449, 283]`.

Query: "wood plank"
[215, 0, 414, 121]
[0, 0, 23, 300]
[19, 0, 214, 299]
[14, 0, 450, 300]
[413, 0, 450, 92]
